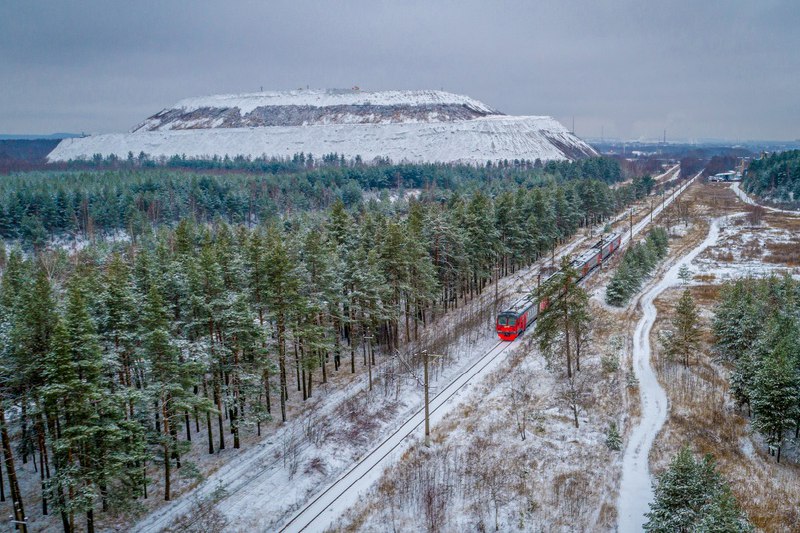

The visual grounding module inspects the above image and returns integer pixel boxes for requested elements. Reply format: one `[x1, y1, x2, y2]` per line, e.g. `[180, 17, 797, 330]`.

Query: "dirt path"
[617, 215, 727, 531]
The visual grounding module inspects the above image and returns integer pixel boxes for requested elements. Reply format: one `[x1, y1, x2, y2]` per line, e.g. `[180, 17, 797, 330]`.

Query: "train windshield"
[497, 315, 517, 326]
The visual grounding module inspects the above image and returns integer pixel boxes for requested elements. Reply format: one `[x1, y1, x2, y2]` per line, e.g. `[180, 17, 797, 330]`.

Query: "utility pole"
[629, 209, 633, 243]
[421, 350, 443, 446]
[364, 335, 374, 392]
[423, 350, 430, 445]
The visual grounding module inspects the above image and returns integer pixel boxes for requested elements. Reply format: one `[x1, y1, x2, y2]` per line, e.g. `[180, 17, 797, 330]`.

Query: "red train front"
[496, 232, 622, 341]
[496, 298, 536, 341]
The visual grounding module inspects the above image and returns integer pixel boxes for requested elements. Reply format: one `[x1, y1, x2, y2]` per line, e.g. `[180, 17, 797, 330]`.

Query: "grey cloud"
[1, 0, 798, 140]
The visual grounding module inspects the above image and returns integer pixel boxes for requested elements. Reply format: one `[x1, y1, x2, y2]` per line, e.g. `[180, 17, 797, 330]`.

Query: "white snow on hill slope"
[170, 89, 498, 116]
[48, 89, 598, 163]
[131, 89, 501, 131]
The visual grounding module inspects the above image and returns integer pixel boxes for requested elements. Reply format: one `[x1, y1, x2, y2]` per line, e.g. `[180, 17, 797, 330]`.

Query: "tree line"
[712, 275, 800, 463]
[0, 158, 628, 248]
[743, 150, 800, 205]
[605, 227, 669, 306]
[0, 161, 648, 531]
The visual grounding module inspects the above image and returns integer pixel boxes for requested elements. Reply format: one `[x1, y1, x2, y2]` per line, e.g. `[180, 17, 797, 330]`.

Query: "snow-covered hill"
[48, 89, 598, 163]
[131, 89, 500, 131]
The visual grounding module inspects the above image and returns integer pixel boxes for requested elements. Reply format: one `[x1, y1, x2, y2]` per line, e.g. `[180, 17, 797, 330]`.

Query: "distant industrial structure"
[708, 170, 742, 182]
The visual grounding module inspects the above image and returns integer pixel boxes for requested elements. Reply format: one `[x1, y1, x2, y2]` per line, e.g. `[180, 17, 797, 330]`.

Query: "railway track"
[283, 173, 698, 531]
[280, 339, 511, 531]
[134, 171, 696, 532]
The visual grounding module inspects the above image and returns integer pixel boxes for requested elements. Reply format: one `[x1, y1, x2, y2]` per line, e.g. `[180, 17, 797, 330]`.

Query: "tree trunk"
[564, 323, 573, 378]
[0, 407, 26, 532]
[319, 315, 327, 384]
[263, 369, 271, 415]
[232, 350, 241, 449]
[349, 306, 356, 374]
[294, 337, 302, 393]
[202, 376, 214, 454]
[214, 372, 225, 450]
[37, 424, 47, 515]
[162, 397, 171, 501]
[0, 453, 5, 502]
[278, 316, 288, 422]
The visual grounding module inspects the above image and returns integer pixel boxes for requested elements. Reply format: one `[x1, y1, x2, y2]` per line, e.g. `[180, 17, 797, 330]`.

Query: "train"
[496, 232, 622, 341]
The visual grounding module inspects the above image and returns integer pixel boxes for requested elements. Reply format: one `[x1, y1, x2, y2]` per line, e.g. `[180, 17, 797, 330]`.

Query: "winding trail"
[129, 171, 696, 533]
[617, 215, 727, 531]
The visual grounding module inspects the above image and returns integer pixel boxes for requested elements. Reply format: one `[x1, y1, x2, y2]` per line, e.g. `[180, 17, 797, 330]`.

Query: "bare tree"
[559, 372, 590, 429]
[508, 373, 543, 441]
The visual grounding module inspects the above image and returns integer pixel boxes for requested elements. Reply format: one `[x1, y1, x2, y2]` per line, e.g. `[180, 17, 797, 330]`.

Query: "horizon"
[2, 1, 799, 141]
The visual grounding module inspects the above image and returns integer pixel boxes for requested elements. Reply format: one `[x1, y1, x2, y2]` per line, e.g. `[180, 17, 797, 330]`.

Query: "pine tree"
[750, 326, 800, 463]
[605, 423, 621, 451]
[664, 289, 701, 366]
[264, 227, 301, 422]
[44, 279, 143, 532]
[644, 446, 752, 532]
[534, 256, 590, 378]
[140, 284, 197, 500]
[678, 264, 691, 284]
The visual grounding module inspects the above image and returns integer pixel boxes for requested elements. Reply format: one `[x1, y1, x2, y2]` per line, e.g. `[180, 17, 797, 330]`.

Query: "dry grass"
[713, 250, 735, 262]
[690, 284, 721, 305]
[650, 288, 800, 532]
[741, 237, 764, 260]
[764, 240, 800, 266]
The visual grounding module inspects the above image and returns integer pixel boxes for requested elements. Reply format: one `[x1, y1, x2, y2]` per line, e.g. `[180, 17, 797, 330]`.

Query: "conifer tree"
[664, 289, 701, 366]
[45, 279, 143, 532]
[644, 446, 753, 532]
[534, 256, 590, 378]
[140, 284, 196, 500]
[264, 227, 301, 422]
[750, 319, 800, 463]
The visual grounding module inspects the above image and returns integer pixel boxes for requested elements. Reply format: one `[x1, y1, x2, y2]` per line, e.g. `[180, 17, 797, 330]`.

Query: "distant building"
[709, 170, 741, 182]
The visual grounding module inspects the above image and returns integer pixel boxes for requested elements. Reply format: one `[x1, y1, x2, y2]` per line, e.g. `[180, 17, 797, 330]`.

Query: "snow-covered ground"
[281, 340, 517, 532]
[655, 164, 680, 182]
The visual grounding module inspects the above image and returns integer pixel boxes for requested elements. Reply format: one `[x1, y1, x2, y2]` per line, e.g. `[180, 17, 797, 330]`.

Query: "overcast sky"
[2, 0, 798, 140]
